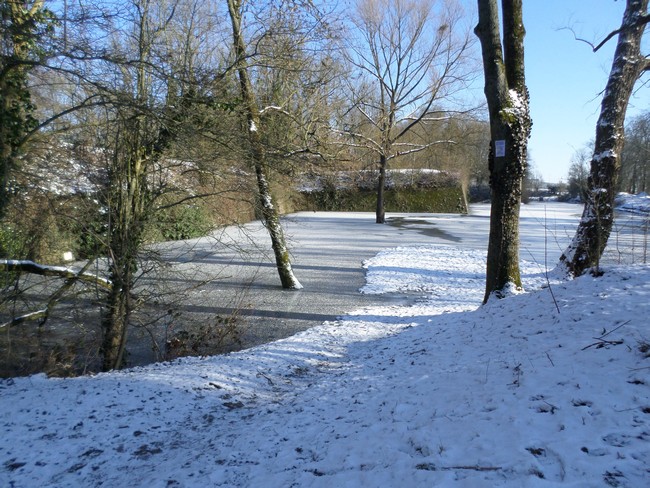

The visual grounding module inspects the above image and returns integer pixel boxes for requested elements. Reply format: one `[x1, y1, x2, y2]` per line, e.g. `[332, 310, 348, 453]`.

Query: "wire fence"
[602, 211, 649, 265]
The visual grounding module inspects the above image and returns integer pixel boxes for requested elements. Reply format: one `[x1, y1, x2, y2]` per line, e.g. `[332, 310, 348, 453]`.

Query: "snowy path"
[1, 234, 649, 486]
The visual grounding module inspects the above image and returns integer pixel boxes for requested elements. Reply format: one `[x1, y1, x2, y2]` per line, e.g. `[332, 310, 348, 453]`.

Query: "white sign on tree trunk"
[495, 140, 505, 157]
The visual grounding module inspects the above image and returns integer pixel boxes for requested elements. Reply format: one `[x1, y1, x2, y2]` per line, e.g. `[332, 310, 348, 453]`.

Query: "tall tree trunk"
[559, 0, 650, 277]
[101, 257, 133, 371]
[376, 154, 387, 224]
[101, 129, 149, 371]
[475, 0, 531, 302]
[226, 0, 302, 290]
[101, 1, 153, 370]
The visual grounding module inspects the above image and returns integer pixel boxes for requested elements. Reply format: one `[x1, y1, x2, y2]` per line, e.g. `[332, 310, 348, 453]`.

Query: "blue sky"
[298, 1, 647, 184]
[522, 0, 648, 183]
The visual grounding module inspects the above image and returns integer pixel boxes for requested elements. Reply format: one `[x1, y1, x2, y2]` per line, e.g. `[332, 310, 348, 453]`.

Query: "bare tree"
[4, 0, 332, 372]
[559, 0, 650, 277]
[226, 0, 302, 290]
[343, 0, 476, 223]
[252, 8, 344, 177]
[97, 0, 181, 370]
[475, 0, 532, 302]
[621, 110, 650, 194]
[567, 146, 591, 201]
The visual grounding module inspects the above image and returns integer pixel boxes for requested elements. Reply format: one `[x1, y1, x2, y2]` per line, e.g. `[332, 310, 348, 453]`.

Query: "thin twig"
[416, 463, 502, 472]
[582, 339, 624, 351]
[581, 321, 630, 350]
[256, 370, 274, 386]
[599, 321, 630, 339]
[545, 351, 555, 367]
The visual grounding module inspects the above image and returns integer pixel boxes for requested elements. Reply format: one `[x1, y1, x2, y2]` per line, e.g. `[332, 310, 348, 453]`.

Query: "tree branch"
[19, 95, 109, 146]
[593, 13, 650, 52]
[258, 105, 287, 115]
[155, 190, 244, 211]
[1, 309, 49, 329]
[331, 128, 383, 153]
[387, 140, 457, 161]
[1, 259, 110, 329]
[0, 260, 111, 290]
[641, 57, 650, 73]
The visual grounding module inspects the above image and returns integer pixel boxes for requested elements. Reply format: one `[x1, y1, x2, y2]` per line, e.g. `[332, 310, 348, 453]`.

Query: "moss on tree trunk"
[475, 0, 531, 302]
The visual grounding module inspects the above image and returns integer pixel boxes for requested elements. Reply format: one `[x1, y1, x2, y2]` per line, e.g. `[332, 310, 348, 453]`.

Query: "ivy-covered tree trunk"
[0, 83, 17, 219]
[559, 0, 650, 277]
[0, 1, 52, 219]
[227, 0, 302, 290]
[475, 0, 532, 302]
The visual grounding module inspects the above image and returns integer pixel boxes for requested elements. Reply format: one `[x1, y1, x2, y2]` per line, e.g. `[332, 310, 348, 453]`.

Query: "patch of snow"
[616, 192, 650, 215]
[593, 150, 616, 162]
[262, 194, 274, 210]
[1, 202, 649, 487]
[508, 88, 525, 109]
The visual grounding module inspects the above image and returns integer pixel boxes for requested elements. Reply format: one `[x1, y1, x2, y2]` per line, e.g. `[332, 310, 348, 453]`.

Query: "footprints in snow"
[525, 446, 566, 481]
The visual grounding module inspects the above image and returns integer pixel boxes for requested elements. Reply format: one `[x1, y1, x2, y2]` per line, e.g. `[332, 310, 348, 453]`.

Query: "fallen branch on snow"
[416, 463, 502, 472]
[1, 259, 111, 290]
[581, 322, 630, 351]
[1, 259, 111, 329]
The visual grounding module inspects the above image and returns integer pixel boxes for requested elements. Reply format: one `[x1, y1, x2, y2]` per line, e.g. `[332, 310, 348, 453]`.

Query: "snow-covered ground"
[1, 202, 649, 487]
[616, 192, 650, 216]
